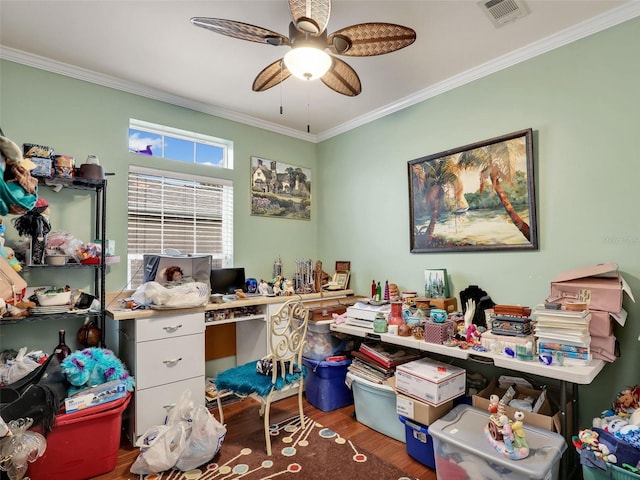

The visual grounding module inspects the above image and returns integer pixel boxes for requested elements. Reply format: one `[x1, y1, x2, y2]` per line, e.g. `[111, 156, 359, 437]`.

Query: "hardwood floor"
[92, 394, 437, 479]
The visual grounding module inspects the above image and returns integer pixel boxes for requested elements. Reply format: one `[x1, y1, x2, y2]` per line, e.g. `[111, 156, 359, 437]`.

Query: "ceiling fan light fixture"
[284, 47, 332, 81]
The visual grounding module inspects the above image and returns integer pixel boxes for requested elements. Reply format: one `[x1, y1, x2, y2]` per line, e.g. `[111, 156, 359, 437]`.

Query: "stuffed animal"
[61, 347, 135, 396]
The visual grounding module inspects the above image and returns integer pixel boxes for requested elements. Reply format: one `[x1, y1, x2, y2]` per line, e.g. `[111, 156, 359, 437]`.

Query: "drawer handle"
[163, 324, 183, 333]
[162, 358, 183, 367]
[163, 403, 176, 410]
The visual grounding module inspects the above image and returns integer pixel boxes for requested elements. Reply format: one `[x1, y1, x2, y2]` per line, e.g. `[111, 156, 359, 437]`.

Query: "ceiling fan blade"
[288, 0, 331, 34]
[328, 23, 416, 56]
[321, 57, 361, 97]
[191, 17, 289, 46]
[252, 59, 292, 92]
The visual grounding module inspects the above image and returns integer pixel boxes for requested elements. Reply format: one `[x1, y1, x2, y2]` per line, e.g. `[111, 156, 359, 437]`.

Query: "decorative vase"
[388, 301, 404, 326]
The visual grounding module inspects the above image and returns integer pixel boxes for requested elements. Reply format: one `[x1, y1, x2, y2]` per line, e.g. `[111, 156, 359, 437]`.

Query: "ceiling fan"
[191, 0, 416, 97]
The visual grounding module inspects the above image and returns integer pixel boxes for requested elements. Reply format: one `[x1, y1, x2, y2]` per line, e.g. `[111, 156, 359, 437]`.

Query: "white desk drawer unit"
[114, 311, 205, 442]
[136, 334, 205, 390]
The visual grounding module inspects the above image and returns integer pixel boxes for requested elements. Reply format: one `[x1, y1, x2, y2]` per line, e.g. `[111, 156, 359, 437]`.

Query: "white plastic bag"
[0, 348, 40, 386]
[131, 281, 209, 308]
[175, 404, 227, 471]
[129, 423, 187, 475]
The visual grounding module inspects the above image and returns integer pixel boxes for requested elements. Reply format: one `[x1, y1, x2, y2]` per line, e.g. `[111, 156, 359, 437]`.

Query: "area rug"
[134, 415, 416, 480]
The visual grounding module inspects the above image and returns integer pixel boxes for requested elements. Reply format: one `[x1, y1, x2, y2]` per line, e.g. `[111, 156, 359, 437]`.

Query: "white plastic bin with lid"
[429, 404, 567, 480]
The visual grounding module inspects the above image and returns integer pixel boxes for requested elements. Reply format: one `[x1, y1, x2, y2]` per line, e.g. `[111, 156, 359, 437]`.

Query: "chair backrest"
[268, 299, 309, 383]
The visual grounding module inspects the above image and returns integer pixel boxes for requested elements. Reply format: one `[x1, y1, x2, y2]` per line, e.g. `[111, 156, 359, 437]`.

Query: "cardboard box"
[394, 357, 466, 406]
[64, 381, 127, 413]
[548, 263, 634, 314]
[389, 377, 452, 425]
[425, 297, 458, 313]
[472, 378, 571, 433]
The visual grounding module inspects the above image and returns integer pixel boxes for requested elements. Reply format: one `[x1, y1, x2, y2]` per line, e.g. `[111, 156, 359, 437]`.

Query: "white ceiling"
[1, 1, 639, 142]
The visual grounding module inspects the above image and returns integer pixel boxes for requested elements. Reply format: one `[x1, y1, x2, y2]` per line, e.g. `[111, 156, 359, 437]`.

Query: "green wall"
[1, 16, 639, 427]
[316, 17, 640, 425]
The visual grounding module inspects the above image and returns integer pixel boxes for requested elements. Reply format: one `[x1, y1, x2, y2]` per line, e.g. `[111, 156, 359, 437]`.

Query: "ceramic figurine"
[484, 400, 529, 460]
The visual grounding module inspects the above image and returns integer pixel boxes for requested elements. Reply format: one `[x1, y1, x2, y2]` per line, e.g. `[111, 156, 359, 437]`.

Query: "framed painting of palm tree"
[408, 128, 538, 253]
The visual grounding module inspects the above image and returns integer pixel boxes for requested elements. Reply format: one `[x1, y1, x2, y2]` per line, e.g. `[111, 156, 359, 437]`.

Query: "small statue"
[258, 279, 271, 296]
[511, 411, 528, 449]
[313, 260, 331, 293]
[488, 394, 500, 414]
[284, 279, 295, 296]
[388, 283, 400, 301]
[485, 399, 529, 459]
[272, 275, 284, 295]
[499, 414, 515, 453]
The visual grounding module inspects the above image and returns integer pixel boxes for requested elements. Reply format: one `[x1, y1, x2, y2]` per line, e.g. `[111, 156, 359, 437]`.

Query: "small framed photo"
[424, 269, 449, 298]
[332, 271, 351, 290]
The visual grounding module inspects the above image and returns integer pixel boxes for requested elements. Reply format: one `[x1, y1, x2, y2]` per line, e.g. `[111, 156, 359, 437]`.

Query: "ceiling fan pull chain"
[307, 84, 310, 133]
[280, 62, 284, 115]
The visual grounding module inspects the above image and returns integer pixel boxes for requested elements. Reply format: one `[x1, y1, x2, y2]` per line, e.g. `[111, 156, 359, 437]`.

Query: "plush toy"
[0, 220, 21, 272]
[615, 386, 640, 415]
[0, 135, 38, 215]
[61, 347, 135, 396]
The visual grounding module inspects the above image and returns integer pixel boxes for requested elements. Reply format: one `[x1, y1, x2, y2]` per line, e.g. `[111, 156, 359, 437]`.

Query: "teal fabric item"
[215, 361, 306, 397]
[0, 166, 37, 215]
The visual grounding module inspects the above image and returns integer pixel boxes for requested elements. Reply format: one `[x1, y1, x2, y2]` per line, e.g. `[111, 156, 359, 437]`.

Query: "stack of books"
[532, 306, 592, 365]
[348, 342, 420, 384]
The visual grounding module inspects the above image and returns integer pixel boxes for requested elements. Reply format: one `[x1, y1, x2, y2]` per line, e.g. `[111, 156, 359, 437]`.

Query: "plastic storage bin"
[347, 372, 405, 443]
[302, 357, 353, 411]
[399, 415, 436, 469]
[429, 404, 566, 480]
[580, 455, 640, 480]
[303, 320, 348, 360]
[28, 393, 131, 480]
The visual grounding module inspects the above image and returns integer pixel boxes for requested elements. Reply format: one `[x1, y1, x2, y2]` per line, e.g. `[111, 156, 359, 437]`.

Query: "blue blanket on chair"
[215, 361, 306, 397]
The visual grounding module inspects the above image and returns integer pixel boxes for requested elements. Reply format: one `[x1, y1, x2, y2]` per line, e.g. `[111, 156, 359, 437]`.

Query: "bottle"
[371, 280, 376, 298]
[375, 282, 382, 302]
[54, 329, 72, 362]
[384, 280, 390, 301]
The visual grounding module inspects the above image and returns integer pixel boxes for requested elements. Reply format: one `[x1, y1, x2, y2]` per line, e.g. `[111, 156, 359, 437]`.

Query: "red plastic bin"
[28, 392, 131, 480]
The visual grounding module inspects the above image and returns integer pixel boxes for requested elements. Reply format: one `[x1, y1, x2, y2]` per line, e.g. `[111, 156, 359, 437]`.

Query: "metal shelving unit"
[6, 177, 109, 346]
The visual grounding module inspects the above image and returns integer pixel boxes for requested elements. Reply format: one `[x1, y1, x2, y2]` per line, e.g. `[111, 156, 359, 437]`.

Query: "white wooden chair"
[215, 298, 309, 455]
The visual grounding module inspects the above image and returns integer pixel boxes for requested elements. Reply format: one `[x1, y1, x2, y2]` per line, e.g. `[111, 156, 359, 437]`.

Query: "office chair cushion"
[215, 361, 306, 397]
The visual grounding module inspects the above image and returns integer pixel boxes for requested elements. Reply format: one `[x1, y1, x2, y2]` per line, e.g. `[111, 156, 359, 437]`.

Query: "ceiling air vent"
[479, 0, 529, 27]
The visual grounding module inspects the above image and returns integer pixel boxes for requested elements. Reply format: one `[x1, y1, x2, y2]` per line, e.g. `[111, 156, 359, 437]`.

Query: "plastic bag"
[129, 423, 187, 475]
[131, 281, 209, 308]
[0, 418, 47, 480]
[0, 348, 40, 386]
[175, 404, 226, 471]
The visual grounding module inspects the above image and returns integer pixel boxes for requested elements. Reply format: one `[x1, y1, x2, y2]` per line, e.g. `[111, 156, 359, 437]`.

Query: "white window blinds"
[127, 166, 233, 288]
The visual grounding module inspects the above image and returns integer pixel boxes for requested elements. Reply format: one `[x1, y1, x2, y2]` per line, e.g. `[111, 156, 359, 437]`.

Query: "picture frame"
[250, 156, 312, 220]
[408, 128, 538, 253]
[424, 269, 449, 298]
[332, 271, 351, 290]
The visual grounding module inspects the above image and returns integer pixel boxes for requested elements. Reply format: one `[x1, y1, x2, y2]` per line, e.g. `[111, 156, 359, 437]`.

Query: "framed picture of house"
[408, 128, 538, 253]
[250, 156, 312, 220]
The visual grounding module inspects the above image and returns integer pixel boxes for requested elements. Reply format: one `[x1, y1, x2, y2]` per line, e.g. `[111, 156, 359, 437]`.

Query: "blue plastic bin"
[400, 415, 436, 469]
[302, 357, 353, 411]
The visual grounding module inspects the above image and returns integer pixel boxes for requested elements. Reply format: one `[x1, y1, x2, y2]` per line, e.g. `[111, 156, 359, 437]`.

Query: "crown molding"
[316, 1, 640, 142]
[0, 46, 317, 143]
[2, 1, 638, 144]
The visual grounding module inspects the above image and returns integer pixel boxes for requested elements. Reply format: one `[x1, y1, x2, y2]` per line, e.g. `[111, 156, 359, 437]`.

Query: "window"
[127, 166, 233, 288]
[128, 119, 233, 169]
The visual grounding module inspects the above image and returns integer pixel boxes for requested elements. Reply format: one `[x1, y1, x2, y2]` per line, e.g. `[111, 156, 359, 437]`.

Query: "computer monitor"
[210, 267, 246, 294]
